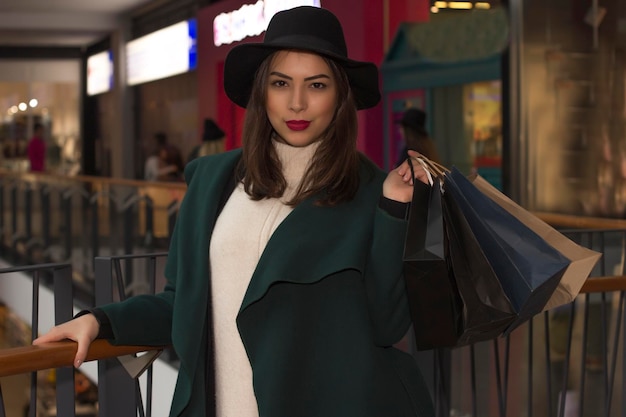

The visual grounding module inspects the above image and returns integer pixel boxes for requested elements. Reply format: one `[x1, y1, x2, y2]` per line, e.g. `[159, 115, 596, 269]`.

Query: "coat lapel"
[238, 172, 383, 314]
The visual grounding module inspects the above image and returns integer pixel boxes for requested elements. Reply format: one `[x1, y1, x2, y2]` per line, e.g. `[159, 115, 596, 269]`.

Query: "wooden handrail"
[534, 211, 626, 230]
[580, 276, 626, 294]
[0, 169, 187, 191]
[0, 339, 164, 377]
[0, 278, 625, 379]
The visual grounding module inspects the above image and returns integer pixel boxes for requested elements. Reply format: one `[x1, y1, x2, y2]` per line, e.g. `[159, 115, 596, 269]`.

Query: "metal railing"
[2, 170, 626, 416]
[422, 227, 626, 417]
[0, 170, 185, 307]
[0, 254, 170, 417]
[94, 252, 171, 417]
[0, 262, 75, 417]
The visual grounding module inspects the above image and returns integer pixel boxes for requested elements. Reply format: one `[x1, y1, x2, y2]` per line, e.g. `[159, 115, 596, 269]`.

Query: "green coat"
[100, 149, 435, 417]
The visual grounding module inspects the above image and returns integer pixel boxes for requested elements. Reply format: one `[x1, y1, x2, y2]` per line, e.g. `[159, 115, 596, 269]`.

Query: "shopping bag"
[403, 159, 516, 349]
[440, 187, 517, 345]
[404, 177, 460, 349]
[445, 167, 571, 331]
[468, 174, 602, 311]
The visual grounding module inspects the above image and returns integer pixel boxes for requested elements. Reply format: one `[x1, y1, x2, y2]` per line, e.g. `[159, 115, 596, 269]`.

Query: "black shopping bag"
[404, 178, 460, 349]
[440, 187, 517, 346]
[403, 163, 517, 350]
[445, 167, 571, 331]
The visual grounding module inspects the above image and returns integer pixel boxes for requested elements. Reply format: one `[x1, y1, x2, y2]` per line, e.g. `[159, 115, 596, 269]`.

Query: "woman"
[34, 6, 434, 417]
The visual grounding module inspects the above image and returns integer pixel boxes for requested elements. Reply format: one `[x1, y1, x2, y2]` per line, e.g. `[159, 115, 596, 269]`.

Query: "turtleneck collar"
[273, 139, 321, 189]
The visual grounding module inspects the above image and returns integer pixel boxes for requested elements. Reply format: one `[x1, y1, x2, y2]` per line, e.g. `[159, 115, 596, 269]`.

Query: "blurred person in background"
[144, 132, 184, 181]
[395, 108, 440, 167]
[27, 122, 46, 172]
[187, 118, 226, 163]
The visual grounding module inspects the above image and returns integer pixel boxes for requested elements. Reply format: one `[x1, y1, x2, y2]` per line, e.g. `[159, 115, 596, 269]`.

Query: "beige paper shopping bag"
[469, 174, 602, 311]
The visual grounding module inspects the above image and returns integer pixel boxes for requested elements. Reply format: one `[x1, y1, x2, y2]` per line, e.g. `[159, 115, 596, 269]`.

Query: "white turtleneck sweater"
[209, 140, 320, 417]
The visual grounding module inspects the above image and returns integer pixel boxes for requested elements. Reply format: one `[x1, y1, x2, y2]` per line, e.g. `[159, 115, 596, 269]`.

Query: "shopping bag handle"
[418, 157, 449, 177]
[407, 156, 434, 186]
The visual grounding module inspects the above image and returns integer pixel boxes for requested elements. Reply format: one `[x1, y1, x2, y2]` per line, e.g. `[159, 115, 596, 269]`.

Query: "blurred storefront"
[83, 1, 199, 179]
[518, 0, 626, 218]
[382, 4, 507, 187]
[0, 60, 81, 174]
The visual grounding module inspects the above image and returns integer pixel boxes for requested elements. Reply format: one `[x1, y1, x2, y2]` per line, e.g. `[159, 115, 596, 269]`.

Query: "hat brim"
[224, 42, 380, 110]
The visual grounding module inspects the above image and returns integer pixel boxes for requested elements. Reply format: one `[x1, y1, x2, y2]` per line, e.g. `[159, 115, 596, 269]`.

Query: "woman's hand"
[383, 150, 431, 203]
[33, 314, 100, 368]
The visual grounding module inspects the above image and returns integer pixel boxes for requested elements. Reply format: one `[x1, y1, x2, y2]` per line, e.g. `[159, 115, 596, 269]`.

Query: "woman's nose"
[289, 87, 306, 112]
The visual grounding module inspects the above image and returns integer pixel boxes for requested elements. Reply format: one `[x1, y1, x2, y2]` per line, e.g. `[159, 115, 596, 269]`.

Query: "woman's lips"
[286, 120, 310, 131]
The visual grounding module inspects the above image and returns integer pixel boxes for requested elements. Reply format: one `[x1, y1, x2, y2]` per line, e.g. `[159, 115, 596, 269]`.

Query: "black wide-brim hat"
[223, 6, 381, 110]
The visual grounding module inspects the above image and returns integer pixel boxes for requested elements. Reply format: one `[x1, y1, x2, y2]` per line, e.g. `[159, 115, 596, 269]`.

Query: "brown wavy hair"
[235, 50, 361, 207]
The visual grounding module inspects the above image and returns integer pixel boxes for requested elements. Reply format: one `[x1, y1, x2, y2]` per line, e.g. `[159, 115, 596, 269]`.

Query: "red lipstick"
[286, 120, 310, 131]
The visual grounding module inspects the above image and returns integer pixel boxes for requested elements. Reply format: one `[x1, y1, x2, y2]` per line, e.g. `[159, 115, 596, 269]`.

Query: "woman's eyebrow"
[269, 71, 331, 82]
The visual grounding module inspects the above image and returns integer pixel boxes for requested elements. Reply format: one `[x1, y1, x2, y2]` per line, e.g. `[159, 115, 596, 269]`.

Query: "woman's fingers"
[406, 150, 431, 185]
[32, 314, 100, 368]
[73, 335, 92, 368]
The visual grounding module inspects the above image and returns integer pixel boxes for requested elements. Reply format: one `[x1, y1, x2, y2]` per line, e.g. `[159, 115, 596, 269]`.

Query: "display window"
[463, 80, 502, 188]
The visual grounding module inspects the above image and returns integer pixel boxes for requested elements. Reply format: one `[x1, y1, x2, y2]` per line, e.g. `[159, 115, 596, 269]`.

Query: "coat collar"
[187, 150, 382, 316]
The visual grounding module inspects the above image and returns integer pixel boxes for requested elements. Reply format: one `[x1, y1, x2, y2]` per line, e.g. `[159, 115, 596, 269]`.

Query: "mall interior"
[1, 0, 626, 416]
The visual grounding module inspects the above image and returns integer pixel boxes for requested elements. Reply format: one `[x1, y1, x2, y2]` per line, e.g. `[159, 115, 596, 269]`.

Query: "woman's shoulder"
[353, 153, 386, 202]
[357, 153, 386, 182]
[184, 148, 242, 183]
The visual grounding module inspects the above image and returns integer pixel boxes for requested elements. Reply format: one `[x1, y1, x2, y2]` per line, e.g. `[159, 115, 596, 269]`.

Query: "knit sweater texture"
[209, 140, 320, 417]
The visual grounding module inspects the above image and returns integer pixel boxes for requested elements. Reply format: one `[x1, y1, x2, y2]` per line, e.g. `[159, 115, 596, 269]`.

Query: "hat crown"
[223, 6, 380, 110]
[263, 6, 348, 58]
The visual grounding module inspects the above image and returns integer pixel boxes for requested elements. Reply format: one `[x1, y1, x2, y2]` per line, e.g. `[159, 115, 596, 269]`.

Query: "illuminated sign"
[213, 0, 321, 46]
[126, 19, 197, 86]
[87, 50, 113, 96]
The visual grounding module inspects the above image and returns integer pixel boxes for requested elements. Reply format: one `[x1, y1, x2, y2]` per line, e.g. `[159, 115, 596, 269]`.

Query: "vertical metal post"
[94, 257, 138, 417]
[41, 186, 51, 253]
[506, 0, 527, 206]
[91, 196, 99, 270]
[0, 385, 6, 417]
[622, 294, 626, 417]
[25, 185, 32, 260]
[11, 183, 18, 256]
[54, 264, 76, 417]
[25, 184, 32, 243]
[29, 270, 40, 417]
[62, 191, 72, 261]
[123, 196, 134, 283]
[144, 196, 154, 248]
[0, 182, 5, 253]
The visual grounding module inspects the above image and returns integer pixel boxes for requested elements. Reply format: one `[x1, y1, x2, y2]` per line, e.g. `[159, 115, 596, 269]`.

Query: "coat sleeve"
[362, 206, 412, 347]
[98, 291, 174, 346]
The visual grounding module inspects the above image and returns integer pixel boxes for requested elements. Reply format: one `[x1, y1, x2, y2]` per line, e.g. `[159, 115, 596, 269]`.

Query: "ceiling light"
[448, 2, 473, 9]
[29, 99, 38, 108]
[475, 2, 491, 8]
[18, 102, 27, 111]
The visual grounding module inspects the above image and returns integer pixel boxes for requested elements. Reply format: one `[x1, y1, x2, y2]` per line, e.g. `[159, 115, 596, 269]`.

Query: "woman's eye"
[271, 80, 287, 87]
[311, 82, 326, 89]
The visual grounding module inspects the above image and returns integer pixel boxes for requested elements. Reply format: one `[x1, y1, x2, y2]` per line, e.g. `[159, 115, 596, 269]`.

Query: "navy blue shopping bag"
[445, 167, 571, 331]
